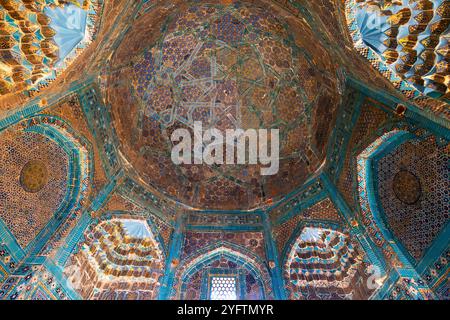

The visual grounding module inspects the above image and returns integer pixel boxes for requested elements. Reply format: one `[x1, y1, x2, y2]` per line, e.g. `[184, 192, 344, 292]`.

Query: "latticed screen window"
[210, 276, 237, 300]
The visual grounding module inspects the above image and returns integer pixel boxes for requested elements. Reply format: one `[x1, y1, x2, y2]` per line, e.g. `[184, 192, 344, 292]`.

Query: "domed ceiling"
[0, 0, 449, 302]
[107, 1, 342, 210]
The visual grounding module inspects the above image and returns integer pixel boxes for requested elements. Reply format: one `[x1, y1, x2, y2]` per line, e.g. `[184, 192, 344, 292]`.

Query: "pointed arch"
[170, 241, 273, 300]
[356, 129, 420, 266]
[0, 114, 92, 258]
[357, 127, 449, 279]
[65, 214, 166, 300]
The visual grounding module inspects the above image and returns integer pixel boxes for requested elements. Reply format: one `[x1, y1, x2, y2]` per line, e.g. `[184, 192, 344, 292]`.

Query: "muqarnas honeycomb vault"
[0, 0, 449, 300]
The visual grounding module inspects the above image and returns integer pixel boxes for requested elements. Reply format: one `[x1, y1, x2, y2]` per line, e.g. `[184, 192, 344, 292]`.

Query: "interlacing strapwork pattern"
[108, 2, 338, 210]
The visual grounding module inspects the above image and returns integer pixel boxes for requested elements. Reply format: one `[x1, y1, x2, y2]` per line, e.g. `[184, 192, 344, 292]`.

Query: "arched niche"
[170, 242, 273, 300]
[283, 222, 375, 300]
[356, 129, 449, 270]
[64, 215, 166, 300]
[0, 115, 91, 258]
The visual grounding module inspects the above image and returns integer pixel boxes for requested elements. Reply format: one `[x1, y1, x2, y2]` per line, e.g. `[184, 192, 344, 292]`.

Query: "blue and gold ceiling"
[0, 0, 100, 97]
[0, 0, 448, 301]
